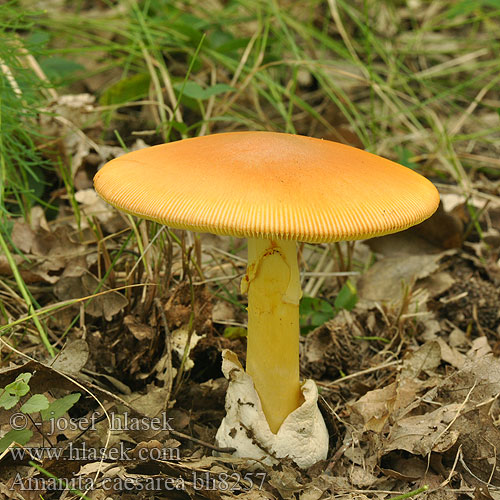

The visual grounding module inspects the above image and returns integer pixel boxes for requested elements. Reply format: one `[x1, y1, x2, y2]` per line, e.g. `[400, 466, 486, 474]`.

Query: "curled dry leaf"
[435, 338, 466, 369]
[124, 315, 155, 341]
[350, 341, 442, 431]
[3, 215, 85, 284]
[51, 339, 89, 374]
[358, 252, 451, 304]
[401, 340, 441, 379]
[350, 382, 398, 432]
[54, 272, 128, 321]
[385, 404, 461, 455]
[267, 465, 304, 500]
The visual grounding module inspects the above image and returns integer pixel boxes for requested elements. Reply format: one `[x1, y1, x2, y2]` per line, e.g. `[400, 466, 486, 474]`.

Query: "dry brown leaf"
[401, 341, 442, 379]
[51, 339, 89, 374]
[6, 219, 85, 284]
[267, 465, 304, 499]
[170, 327, 204, 371]
[351, 342, 441, 431]
[124, 315, 155, 341]
[349, 466, 379, 488]
[467, 337, 492, 360]
[358, 252, 449, 304]
[54, 272, 128, 321]
[454, 408, 500, 488]
[350, 382, 397, 432]
[418, 271, 455, 298]
[385, 404, 461, 455]
[435, 337, 466, 369]
[125, 384, 171, 420]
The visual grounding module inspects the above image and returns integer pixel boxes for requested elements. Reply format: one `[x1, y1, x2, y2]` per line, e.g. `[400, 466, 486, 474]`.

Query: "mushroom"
[94, 132, 439, 468]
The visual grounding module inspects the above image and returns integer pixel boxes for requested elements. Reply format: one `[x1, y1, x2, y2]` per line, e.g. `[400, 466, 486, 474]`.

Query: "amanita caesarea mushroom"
[94, 132, 439, 468]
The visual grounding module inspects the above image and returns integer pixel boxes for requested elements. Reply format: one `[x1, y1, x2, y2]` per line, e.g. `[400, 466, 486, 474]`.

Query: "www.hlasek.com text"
[9, 442, 180, 462]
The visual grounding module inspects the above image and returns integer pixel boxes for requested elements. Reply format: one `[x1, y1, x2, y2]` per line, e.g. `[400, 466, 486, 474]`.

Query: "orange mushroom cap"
[94, 132, 439, 243]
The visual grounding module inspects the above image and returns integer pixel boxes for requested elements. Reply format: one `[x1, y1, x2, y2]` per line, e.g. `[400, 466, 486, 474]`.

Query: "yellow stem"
[243, 238, 304, 433]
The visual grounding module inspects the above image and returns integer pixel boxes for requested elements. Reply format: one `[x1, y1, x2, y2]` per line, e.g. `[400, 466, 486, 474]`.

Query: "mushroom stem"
[243, 238, 304, 434]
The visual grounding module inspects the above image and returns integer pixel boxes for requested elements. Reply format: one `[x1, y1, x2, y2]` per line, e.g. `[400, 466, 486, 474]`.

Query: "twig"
[432, 381, 476, 448]
[440, 444, 462, 488]
[169, 429, 235, 454]
[318, 360, 400, 388]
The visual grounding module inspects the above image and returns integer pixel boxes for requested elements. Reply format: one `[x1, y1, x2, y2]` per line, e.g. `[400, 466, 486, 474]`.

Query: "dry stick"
[472, 303, 487, 338]
[193, 273, 243, 286]
[169, 430, 235, 454]
[139, 220, 154, 281]
[348, 489, 430, 496]
[325, 438, 352, 473]
[440, 444, 462, 488]
[125, 225, 166, 282]
[459, 450, 500, 490]
[458, 153, 500, 169]
[487, 441, 497, 486]
[230, 30, 260, 88]
[216, 28, 268, 118]
[327, 0, 360, 64]
[206, 245, 247, 263]
[97, 100, 174, 122]
[303, 271, 358, 277]
[173, 247, 196, 397]
[318, 359, 400, 388]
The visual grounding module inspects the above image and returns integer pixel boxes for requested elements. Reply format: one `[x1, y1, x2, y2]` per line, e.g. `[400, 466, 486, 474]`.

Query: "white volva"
[215, 350, 329, 468]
